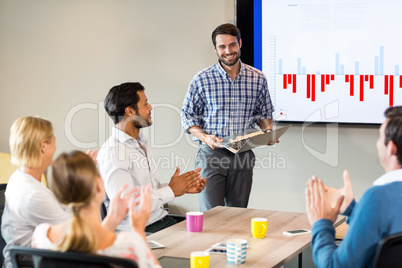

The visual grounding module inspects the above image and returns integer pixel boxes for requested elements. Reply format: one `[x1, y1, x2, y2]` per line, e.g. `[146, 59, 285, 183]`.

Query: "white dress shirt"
[97, 128, 175, 231]
[372, 168, 402, 186]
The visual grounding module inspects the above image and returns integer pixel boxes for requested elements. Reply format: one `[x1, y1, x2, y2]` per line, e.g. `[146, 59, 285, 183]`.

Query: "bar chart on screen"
[261, 0, 402, 124]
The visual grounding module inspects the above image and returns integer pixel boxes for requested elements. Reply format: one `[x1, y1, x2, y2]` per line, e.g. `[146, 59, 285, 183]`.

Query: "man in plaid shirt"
[181, 23, 275, 212]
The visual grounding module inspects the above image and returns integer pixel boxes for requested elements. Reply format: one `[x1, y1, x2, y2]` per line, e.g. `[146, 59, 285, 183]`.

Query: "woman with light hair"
[32, 151, 161, 267]
[2, 116, 131, 268]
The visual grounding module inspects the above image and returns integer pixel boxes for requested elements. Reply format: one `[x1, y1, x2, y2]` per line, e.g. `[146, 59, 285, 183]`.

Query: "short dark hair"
[104, 82, 145, 124]
[211, 23, 241, 47]
[384, 106, 402, 166]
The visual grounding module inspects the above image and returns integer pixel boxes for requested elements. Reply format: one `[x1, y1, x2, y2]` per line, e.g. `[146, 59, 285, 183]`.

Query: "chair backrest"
[0, 183, 7, 267]
[0, 153, 17, 184]
[10, 246, 138, 268]
[372, 232, 402, 268]
[101, 202, 108, 220]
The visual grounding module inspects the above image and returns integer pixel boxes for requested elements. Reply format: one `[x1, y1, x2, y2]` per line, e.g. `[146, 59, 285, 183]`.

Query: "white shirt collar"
[373, 169, 402, 186]
[111, 127, 147, 146]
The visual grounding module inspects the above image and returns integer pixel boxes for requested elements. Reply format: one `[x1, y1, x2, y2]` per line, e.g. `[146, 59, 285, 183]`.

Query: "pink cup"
[186, 212, 203, 232]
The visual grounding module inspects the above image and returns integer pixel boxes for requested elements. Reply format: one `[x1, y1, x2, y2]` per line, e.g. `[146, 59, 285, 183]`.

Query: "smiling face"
[132, 90, 153, 128]
[214, 34, 241, 67]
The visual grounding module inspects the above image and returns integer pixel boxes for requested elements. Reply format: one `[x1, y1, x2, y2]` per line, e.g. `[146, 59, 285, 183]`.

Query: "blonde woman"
[2, 116, 131, 268]
[32, 151, 160, 268]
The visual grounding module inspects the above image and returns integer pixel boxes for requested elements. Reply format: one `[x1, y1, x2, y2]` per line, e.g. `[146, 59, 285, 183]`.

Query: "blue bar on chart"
[355, 62, 359, 75]
[335, 53, 340, 75]
[302, 67, 306, 75]
[395, 65, 399, 76]
[278, 59, 283, 75]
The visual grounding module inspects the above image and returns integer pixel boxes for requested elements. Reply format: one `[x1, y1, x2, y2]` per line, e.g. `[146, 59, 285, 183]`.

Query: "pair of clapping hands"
[305, 170, 355, 225]
[86, 149, 205, 231]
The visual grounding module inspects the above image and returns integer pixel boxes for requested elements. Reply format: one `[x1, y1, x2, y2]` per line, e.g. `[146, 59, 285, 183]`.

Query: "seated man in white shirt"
[97, 82, 207, 233]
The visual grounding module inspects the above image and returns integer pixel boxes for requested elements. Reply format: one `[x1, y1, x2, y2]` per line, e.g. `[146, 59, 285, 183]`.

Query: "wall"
[0, 0, 383, 216]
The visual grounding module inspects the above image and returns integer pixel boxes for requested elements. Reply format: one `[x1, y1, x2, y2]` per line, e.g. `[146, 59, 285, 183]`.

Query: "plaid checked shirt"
[181, 60, 274, 141]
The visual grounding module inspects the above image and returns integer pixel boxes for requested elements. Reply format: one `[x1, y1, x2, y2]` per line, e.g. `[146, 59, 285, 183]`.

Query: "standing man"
[305, 106, 402, 267]
[181, 23, 275, 212]
[98, 82, 206, 233]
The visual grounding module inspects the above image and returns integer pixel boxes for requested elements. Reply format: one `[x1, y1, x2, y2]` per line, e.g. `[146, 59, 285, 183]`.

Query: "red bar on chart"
[283, 74, 287, 89]
[321, 75, 325, 92]
[350, 75, 354, 96]
[331, 74, 335, 81]
[390, 76, 394, 106]
[365, 75, 369, 82]
[370, 75, 374, 89]
[293, 74, 296, 93]
[345, 75, 349, 82]
[385, 75, 389, 95]
[360, 75, 364, 102]
[312, 74, 316, 101]
[288, 74, 292, 84]
[307, 74, 311, 99]
[326, 74, 330, 84]
[400, 75, 402, 88]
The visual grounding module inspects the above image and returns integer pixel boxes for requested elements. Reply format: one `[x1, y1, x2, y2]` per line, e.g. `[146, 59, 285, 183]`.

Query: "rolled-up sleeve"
[253, 76, 273, 125]
[181, 80, 205, 133]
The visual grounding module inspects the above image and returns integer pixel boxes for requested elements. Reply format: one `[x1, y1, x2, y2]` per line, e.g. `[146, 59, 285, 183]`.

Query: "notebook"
[219, 125, 291, 154]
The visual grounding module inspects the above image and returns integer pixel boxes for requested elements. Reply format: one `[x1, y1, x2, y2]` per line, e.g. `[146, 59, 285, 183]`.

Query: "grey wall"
[0, 0, 384, 217]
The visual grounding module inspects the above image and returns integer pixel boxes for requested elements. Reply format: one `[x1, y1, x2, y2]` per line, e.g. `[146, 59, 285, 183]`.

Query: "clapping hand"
[129, 185, 152, 234]
[323, 170, 354, 214]
[86, 149, 98, 165]
[102, 184, 137, 231]
[305, 176, 344, 225]
[187, 177, 207, 194]
[169, 167, 201, 197]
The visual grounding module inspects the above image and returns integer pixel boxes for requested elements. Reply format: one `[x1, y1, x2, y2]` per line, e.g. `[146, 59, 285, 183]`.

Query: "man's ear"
[239, 38, 242, 48]
[124, 106, 135, 117]
[387, 140, 397, 157]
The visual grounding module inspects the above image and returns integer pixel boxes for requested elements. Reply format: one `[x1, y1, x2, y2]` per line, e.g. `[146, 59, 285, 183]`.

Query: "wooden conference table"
[148, 206, 345, 268]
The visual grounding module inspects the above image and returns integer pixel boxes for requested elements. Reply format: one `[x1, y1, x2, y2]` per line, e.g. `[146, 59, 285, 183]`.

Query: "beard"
[132, 114, 152, 128]
[218, 50, 241, 67]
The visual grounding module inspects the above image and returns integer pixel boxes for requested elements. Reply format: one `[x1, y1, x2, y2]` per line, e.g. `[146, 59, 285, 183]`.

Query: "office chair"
[101, 202, 108, 220]
[10, 246, 138, 268]
[0, 183, 7, 266]
[372, 232, 402, 268]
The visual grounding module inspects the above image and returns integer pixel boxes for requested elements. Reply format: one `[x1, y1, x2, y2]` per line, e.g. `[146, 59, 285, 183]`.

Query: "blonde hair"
[50, 151, 99, 253]
[9, 116, 53, 168]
